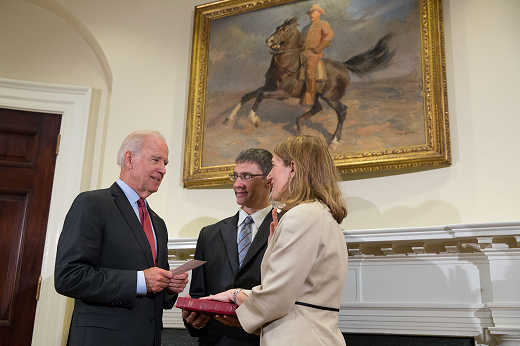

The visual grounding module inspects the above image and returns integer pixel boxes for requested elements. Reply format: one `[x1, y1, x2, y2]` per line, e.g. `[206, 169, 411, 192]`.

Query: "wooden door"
[0, 108, 61, 346]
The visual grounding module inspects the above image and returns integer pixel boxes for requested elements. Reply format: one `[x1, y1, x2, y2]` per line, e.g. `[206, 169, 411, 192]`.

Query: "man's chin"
[235, 194, 248, 204]
[147, 185, 160, 194]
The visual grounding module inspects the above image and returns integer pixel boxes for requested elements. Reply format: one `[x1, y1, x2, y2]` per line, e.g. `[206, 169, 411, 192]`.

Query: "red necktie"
[137, 198, 156, 265]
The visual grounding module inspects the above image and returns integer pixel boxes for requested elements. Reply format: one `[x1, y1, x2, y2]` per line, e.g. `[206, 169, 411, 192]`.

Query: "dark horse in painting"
[223, 17, 394, 146]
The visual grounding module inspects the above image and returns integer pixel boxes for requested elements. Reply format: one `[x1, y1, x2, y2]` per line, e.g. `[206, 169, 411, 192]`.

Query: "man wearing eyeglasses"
[183, 148, 273, 346]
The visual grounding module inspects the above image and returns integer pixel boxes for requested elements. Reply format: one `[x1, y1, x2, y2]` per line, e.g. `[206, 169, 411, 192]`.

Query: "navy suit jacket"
[186, 210, 273, 346]
[55, 183, 174, 346]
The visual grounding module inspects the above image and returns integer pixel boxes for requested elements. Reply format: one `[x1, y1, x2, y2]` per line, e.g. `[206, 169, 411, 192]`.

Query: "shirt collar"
[116, 179, 142, 206]
[238, 205, 272, 227]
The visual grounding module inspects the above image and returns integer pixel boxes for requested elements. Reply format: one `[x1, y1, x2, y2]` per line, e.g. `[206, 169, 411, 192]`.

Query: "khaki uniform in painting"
[300, 4, 334, 105]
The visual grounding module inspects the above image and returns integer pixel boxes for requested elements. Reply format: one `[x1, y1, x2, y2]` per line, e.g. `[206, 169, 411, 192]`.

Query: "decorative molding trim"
[167, 222, 520, 259]
[450, 222, 520, 238]
[487, 303, 520, 327]
[163, 309, 186, 329]
[487, 327, 520, 346]
[344, 225, 450, 242]
[346, 252, 490, 265]
[344, 222, 520, 244]
[168, 238, 197, 260]
[339, 303, 493, 337]
[482, 249, 520, 261]
[168, 238, 198, 249]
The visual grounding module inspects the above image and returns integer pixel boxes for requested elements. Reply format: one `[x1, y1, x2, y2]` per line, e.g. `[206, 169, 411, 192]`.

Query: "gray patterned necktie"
[238, 216, 253, 267]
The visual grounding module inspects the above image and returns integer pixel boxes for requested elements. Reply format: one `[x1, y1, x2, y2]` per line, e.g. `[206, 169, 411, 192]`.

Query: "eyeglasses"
[229, 173, 267, 182]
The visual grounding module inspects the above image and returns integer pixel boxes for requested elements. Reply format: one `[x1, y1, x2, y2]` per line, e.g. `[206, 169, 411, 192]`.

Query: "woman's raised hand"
[268, 208, 278, 244]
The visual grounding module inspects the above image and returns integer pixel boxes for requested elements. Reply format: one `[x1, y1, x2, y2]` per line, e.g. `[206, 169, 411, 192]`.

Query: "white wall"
[1, 0, 519, 237]
[1, 0, 519, 344]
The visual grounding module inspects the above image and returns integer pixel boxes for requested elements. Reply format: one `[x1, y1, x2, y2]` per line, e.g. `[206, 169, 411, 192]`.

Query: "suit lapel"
[220, 213, 240, 275]
[111, 183, 155, 267]
[239, 208, 273, 270]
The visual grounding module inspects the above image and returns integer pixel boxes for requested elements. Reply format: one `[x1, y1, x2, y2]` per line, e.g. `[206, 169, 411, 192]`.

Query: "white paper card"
[171, 259, 206, 275]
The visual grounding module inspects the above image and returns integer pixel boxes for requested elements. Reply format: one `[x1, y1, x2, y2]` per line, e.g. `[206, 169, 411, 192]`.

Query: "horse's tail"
[343, 34, 395, 76]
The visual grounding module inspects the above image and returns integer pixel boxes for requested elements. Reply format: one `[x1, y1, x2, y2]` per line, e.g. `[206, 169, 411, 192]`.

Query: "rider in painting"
[300, 4, 334, 105]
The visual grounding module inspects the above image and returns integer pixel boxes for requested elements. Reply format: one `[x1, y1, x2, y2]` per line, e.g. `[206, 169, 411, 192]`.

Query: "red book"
[176, 297, 237, 316]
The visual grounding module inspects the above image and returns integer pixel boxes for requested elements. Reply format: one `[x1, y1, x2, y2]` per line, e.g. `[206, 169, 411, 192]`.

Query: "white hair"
[116, 130, 166, 166]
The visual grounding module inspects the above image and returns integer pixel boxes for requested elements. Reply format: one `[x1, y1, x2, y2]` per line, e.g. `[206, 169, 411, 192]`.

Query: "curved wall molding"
[22, 0, 113, 90]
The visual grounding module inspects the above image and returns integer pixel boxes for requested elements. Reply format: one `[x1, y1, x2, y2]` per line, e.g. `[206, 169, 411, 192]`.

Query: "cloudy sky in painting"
[205, 0, 421, 93]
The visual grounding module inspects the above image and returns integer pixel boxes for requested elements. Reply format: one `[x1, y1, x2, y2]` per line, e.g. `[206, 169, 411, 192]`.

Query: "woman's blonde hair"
[273, 135, 347, 223]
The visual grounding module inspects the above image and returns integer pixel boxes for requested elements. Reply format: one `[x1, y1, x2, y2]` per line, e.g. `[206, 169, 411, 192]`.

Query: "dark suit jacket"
[186, 210, 273, 346]
[55, 183, 175, 346]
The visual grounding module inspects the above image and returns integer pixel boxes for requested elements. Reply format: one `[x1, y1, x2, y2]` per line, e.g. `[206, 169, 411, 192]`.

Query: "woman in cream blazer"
[205, 135, 348, 346]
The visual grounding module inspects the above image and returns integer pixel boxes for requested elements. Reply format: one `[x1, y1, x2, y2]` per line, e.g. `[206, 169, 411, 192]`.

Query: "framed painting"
[183, 0, 450, 187]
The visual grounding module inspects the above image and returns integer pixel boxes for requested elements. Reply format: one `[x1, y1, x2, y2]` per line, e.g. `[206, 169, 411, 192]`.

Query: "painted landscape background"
[201, 0, 424, 167]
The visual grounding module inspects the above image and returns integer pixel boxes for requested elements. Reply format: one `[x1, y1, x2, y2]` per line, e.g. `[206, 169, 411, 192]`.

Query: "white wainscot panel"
[166, 222, 520, 346]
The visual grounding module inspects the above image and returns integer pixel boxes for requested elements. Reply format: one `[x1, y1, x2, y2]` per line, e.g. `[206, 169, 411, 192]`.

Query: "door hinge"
[56, 134, 61, 155]
[36, 276, 42, 300]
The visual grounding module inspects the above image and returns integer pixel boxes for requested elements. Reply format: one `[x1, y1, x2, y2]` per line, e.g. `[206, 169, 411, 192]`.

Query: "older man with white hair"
[55, 130, 188, 346]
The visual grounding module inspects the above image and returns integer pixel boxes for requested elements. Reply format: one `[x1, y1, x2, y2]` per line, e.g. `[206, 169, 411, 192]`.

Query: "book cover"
[176, 297, 237, 316]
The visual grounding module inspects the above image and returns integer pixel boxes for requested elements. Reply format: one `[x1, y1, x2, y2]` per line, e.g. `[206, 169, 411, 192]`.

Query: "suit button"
[150, 317, 156, 323]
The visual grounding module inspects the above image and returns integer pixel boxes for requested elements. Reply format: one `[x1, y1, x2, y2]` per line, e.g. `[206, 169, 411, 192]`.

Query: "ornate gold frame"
[183, 0, 450, 188]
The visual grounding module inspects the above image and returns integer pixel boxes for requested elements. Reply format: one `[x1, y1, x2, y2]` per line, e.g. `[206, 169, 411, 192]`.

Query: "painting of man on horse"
[200, 0, 424, 167]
